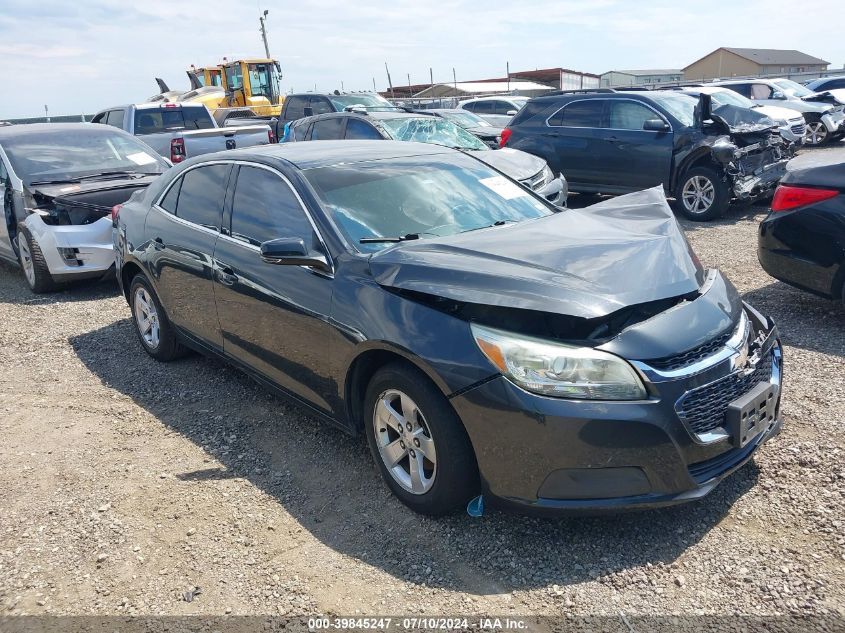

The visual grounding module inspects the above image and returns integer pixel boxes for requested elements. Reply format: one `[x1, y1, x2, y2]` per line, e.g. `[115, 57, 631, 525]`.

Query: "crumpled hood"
[711, 103, 777, 135]
[29, 174, 161, 200]
[470, 147, 546, 181]
[369, 187, 704, 319]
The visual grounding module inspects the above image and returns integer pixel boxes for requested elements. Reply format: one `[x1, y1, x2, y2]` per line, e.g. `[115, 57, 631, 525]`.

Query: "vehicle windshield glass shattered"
[3, 129, 169, 184]
[329, 94, 394, 110]
[773, 79, 813, 97]
[440, 110, 492, 128]
[304, 153, 553, 252]
[381, 117, 488, 150]
[648, 93, 696, 127]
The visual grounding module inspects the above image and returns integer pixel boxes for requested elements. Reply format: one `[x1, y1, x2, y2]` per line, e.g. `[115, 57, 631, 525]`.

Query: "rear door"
[543, 99, 606, 188]
[281, 96, 309, 123]
[309, 116, 345, 140]
[600, 99, 673, 190]
[145, 162, 232, 349]
[212, 163, 335, 412]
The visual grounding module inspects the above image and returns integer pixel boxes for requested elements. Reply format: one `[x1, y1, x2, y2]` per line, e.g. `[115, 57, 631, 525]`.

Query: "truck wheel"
[804, 121, 829, 146]
[676, 167, 730, 221]
[17, 225, 57, 293]
[364, 362, 479, 516]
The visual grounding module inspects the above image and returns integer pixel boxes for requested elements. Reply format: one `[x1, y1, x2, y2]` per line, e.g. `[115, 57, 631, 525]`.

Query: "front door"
[212, 164, 336, 413]
[599, 99, 673, 191]
[145, 163, 231, 348]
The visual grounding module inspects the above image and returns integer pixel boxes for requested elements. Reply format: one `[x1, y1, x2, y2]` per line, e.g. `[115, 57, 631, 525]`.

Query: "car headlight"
[541, 164, 554, 185]
[775, 119, 788, 127]
[471, 324, 647, 400]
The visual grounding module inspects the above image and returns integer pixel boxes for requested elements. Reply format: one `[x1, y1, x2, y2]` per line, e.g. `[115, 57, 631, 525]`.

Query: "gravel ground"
[0, 144, 843, 624]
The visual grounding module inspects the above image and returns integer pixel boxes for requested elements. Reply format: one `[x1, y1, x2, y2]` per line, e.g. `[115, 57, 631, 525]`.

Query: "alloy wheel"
[682, 175, 716, 215]
[133, 287, 161, 349]
[804, 122, 828, 146]
[18, 235, 36, 287]
[372, 389, 437, 495]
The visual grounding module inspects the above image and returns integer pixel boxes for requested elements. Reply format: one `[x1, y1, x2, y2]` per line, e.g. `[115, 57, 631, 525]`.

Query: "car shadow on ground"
[743, 282, 844, 358]
[70, 318, 761, 595]
[0, 260, 120, 305]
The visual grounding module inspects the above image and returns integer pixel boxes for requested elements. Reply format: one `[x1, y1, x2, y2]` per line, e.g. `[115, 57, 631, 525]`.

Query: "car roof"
[532, 90, 656, 102]
[0, 122, 124, 140]
[206, 140, 456, 170]
[460, 96, 526, 103]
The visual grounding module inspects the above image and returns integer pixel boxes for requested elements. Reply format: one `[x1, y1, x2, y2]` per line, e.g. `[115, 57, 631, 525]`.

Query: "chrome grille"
[647, 329, 733, 371]
[790, 122, 806, 135]
[521, 170, 548, 192]
[676, 355, 774, 436]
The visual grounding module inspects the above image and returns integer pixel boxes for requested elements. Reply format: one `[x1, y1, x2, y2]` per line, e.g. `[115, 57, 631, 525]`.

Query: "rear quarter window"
[548, 100, 604, 127]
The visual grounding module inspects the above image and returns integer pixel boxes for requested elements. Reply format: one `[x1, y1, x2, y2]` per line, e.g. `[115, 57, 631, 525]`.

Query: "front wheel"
[676, 167, 730, 222]
[17, 226, 56, 293]
[364, 363, 479, 516]
[804, 121, 829, 146]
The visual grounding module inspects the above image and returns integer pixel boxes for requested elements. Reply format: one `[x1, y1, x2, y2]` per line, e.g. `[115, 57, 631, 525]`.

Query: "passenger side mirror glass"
[642, 119, 670, 132]
[260, 237, 330, 272]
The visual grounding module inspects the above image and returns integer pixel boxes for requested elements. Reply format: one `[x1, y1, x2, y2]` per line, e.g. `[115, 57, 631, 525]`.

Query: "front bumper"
[731, 158, 789, 200]
[450, 310, 782, 515]
[535, 176, 568, 208]
[23, 214, 115, 280]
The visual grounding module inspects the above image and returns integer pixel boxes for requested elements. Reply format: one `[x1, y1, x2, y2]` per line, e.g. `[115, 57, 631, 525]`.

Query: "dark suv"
[503, 89, 792, 221]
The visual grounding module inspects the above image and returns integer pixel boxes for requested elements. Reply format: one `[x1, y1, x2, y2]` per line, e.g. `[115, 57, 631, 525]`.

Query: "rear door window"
[310, 97, 334, 115]
[230, 166, 314, 246]
[105, 110, 125, 129]
[344, 118, 383, 139]
[311, 117, 344, 140]
[608, 101, 661, 130]
[284, 96, 308, 120]
[548, 100, 604, 128]
[173, 164, 230, 230]
[158, 177, 182, 214]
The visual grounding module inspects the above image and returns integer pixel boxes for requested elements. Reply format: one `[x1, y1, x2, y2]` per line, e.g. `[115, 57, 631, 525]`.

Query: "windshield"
[649, 93, 696, 127]
[304, 154, 554, 252]
[329, 94, 394, 110]
[381, 117, 488, 151]
[2, 127, 169, 184]
[706, 90, 754, 109]
[439, 110, 492, 128]
[247, 63, 281, 103]
[773, 79, 813, 97]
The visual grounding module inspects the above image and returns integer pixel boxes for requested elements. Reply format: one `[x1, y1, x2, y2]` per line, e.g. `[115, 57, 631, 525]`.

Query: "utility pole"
[385, 62, 395, 99]
[407, 73, 412, 94]
[259, 10, 271, 59]
[44, 105, 49, 122]
[507, 61, 510, 93]
[429, 67, 434, 88]
[452, 68, 457, 96]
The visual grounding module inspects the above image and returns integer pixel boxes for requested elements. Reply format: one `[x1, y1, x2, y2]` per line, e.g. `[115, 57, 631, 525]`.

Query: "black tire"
[364, 362, 479, 516]
[128, 274, 185, 361]
[17, 225, 57, 293]
[675, 166, 731, 222]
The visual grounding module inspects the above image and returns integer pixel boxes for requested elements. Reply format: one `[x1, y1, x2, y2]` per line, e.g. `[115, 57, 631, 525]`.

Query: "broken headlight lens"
[471, 324, 647, 400]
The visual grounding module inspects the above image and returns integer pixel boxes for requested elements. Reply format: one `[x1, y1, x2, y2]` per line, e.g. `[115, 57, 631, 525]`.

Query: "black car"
[503, 89, 792, 221]
[420, 109, 505, 148]
[274, 91, 396, 134]
[114, 141, 783, 516]
[759, 153, 845, 304]
[284, 110, 566, 206]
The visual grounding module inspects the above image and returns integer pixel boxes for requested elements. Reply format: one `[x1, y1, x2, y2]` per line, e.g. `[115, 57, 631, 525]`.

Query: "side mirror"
[772, 91, 786, 100]
[303, 106, 314, 117]
[260, 237, 331, 272]
[643, 119, 670, 132]
[506, 110, 518, 116]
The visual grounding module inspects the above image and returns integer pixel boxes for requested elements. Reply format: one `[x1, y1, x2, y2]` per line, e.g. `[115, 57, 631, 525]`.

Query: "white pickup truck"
[91, 103, 273, 163]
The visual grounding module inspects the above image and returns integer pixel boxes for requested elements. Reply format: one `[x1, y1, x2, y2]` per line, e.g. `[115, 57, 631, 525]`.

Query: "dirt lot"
[0, 146, 843, 623]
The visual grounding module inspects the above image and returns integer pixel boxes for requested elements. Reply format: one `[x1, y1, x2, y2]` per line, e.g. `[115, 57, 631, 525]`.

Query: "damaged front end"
[696, 96, 792, 201]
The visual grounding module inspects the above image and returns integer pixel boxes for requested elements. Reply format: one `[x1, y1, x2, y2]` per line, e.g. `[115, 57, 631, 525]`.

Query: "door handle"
[215, 262, 238, 286]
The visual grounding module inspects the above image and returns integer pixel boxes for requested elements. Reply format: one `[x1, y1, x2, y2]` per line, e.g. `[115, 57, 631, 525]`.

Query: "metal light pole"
[259, 10, 271, 59]
[44, 105, 49, 122]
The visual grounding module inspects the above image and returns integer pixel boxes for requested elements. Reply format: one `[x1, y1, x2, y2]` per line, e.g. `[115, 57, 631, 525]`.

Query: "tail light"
[111, 204, 123, 227]
[268, 128, 276, 144]
[771, 184, 839, 212]
[170, 137, 185, 163]
[499, 128, 512, 147]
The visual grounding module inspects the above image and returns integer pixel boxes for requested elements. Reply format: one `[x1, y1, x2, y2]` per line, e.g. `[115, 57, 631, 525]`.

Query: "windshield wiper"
[30, 171, 152, 186]
[360, 233, 423, 244]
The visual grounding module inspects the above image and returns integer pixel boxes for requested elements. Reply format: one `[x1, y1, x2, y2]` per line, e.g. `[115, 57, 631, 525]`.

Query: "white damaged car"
[0, 123, 169, 293]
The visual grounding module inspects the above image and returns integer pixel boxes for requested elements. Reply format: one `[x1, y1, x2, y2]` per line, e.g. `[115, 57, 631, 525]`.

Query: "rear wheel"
[676, 167, 730, 221]
[804, 121, 829, 146]
[17, 225, 56, 293]
[129, 275, 184, 361]
[364, 362, 479, 516]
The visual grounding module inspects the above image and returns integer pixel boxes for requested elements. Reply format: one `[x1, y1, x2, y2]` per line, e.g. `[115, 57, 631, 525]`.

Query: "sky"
[1, 0, 842, 119]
